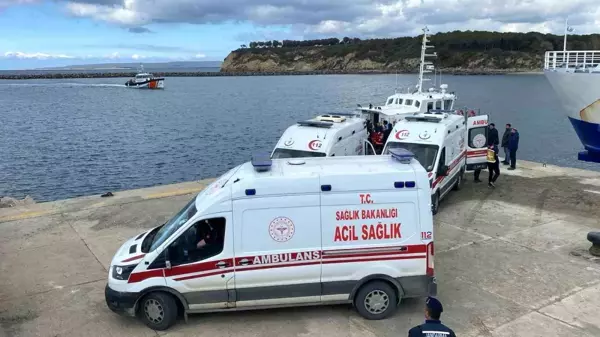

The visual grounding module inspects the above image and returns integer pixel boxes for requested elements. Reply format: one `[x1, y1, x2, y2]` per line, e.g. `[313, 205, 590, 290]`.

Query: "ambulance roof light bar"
[426, 109, 455, 115]
[405, 115, 443, 123]
[251, 153, 272, 172]
[297, 120, 333, 128]
[389, 148, 415, 164]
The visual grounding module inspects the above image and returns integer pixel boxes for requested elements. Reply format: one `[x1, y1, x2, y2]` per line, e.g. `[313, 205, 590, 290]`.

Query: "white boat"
[358, 27, 459, 125]
[544, 50, 600, 163]
[125, 65, 165, 89]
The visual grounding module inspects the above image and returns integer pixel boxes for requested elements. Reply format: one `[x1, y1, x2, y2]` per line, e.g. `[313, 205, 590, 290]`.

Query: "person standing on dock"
[408, 297, 456, 337]
[474, 123, 500, 183]
[501, 123, 512, 165]
[486, 144, 500, 187]
[508, 128, 520, 170]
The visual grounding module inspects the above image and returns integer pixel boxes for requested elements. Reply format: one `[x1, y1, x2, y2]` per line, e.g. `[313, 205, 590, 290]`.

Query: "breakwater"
[0, 68, 540, 80]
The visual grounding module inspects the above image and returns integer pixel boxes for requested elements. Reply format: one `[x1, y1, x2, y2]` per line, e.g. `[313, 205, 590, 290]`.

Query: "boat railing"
[544, 50, 600, 70]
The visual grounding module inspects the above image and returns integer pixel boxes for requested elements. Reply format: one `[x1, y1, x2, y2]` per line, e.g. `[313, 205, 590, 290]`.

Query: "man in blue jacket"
[408, 297, 456, 337]
[507, 128, 520, 170]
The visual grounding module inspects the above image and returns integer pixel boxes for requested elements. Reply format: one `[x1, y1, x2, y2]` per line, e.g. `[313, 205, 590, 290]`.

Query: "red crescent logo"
[308, 140, 322, 151]
[395, 129, 410, 140]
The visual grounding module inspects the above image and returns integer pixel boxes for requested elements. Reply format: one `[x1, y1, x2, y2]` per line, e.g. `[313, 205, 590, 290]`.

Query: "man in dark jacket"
[408, 297, 456, 337]
[508, 128, 519, 170]
[501, 123, 511, 164]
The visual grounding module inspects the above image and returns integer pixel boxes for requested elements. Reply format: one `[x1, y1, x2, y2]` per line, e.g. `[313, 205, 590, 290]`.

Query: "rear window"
[468, 127, 488, 148]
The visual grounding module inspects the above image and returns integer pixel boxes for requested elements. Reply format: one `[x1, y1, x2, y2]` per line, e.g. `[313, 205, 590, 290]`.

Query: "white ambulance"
[105, 150, 436, 331]
[382, 110, 489, 214]
[271, 113, 368, 158]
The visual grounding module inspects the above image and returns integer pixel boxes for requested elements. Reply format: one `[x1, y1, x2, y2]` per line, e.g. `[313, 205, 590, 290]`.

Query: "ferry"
[544, 50, 600, 163]
[125, 65, 165, 89]
[358, 27, 458, 126]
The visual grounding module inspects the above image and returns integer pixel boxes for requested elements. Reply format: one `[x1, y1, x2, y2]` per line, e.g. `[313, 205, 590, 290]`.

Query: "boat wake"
[0, 82, 126, 88]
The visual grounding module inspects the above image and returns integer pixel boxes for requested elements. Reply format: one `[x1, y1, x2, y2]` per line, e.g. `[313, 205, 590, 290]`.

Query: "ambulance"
[271, 113, 368, 158]
[105, 150, 436, 331]
[382, 110, 489, 214]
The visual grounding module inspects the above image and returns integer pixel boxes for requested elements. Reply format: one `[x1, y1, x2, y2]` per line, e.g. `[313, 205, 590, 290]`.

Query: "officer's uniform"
[408, 297, 456, 337]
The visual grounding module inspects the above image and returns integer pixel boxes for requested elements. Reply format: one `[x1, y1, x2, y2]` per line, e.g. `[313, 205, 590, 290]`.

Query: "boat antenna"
[417, 26, 436, 93]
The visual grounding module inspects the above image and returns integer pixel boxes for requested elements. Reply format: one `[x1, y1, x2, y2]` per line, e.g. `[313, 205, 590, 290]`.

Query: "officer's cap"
[426, 296, 443, 313]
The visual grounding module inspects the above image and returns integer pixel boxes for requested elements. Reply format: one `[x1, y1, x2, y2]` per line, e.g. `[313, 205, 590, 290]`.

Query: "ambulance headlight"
[112, 264, 136, 280]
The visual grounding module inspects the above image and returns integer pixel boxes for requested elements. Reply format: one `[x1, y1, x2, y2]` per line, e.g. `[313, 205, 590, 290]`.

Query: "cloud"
[82, 43, 198, 53]
[3, 51, 75, 59]
[53, 0, 600, 38]
[128, 26, 153, 33]
[1, 51, 209, 62]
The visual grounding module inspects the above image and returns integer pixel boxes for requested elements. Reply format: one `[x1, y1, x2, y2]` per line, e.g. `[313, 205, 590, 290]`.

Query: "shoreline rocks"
[0, 196, 36, 208]
[0, 68, 542, 80]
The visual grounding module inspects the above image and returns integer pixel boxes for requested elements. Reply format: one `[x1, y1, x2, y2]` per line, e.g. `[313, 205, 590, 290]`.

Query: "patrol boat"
[544, 32, 600, 163]
[124, 65, 165, 89]
[358, 26, 458, 125]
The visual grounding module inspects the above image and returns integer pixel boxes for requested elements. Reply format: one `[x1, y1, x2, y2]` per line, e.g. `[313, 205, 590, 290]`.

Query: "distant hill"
[39, 61, 222, 71]
[221, 31, 600, 74]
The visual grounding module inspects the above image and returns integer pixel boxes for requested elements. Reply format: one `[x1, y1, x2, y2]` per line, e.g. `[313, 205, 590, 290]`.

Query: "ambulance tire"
[354, 281, 398, 320]
[139, 292, 178, 331]
[431, 192, 440, 215]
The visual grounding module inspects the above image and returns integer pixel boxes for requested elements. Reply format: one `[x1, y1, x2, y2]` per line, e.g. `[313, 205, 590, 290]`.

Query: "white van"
[382, 110, 489, 214]
[271, 113, 368, 158]
[105, 150, 436, 330]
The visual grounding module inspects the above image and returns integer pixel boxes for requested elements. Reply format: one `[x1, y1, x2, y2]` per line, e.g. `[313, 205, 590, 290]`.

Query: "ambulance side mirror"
[164, 247, 172, 270]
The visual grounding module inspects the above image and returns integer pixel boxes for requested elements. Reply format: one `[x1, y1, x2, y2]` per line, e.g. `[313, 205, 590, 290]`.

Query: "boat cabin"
[359, 84, 457, 131]
[135, 73, 153, 82]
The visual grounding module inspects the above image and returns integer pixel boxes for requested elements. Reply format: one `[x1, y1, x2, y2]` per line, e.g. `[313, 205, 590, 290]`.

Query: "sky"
[1, 0, 599, 70]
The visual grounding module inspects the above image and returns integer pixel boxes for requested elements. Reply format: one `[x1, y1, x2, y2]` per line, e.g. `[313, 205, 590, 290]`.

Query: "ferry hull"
[544, 70, 600, 162]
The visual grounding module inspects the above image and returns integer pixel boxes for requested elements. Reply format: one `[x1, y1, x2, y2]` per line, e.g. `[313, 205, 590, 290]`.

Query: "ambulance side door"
[466, 115, 489, 171]
[160, 213, 235, 311]
[231, 176, 323, 307]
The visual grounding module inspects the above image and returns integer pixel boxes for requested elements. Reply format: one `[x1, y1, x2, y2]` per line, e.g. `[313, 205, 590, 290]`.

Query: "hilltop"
[221, 31, 600, 74]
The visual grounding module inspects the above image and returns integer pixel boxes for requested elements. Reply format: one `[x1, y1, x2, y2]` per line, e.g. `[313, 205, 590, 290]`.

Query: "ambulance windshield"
[149, 198, 197, 251]
[384, 142, 439, 172]
[271, 148, 327, 159]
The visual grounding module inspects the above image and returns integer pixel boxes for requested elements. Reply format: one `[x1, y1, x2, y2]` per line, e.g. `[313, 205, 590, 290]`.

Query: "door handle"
[238, 258, 251, 266]
[215, 261, 229, 268]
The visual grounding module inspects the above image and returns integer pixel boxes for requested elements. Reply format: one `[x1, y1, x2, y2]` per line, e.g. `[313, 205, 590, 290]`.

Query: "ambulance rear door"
[465, 114, 489, 171]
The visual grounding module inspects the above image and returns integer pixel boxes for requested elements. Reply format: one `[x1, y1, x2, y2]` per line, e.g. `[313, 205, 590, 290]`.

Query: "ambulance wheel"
[354, 281, 398, 320]
[431, 192, 440, 215]
[453, 169, 464, 191]
[139, 292, 178, 331]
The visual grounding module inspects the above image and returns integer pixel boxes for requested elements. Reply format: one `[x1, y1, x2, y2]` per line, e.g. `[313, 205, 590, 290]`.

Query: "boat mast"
[563, 18, 574, 51]
[417, 27, 436, 93]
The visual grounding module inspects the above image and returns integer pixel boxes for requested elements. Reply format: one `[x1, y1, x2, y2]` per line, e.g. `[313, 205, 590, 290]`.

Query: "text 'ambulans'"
[251, 251, 321, 265]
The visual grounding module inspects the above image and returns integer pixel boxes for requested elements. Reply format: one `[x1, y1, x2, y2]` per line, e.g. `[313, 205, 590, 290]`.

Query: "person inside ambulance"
[194, 219, 224, 258]
[171, 218, 224, 264]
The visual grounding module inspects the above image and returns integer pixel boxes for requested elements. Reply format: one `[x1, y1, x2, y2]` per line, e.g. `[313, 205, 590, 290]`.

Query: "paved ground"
[1, 160, 600, 337]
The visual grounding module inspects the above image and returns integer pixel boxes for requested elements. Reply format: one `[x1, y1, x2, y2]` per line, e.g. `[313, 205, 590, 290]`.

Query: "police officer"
[408, 297, 456, 337]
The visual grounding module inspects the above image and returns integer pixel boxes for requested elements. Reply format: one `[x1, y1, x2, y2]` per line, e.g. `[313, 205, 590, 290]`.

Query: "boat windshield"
[149, 197, 197, 251]
[271, 148, 327, 159]
[384, 142, 439, 172]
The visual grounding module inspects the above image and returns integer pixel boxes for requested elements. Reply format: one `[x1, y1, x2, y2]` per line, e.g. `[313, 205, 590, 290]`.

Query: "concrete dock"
[1, 159, 599, 337]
